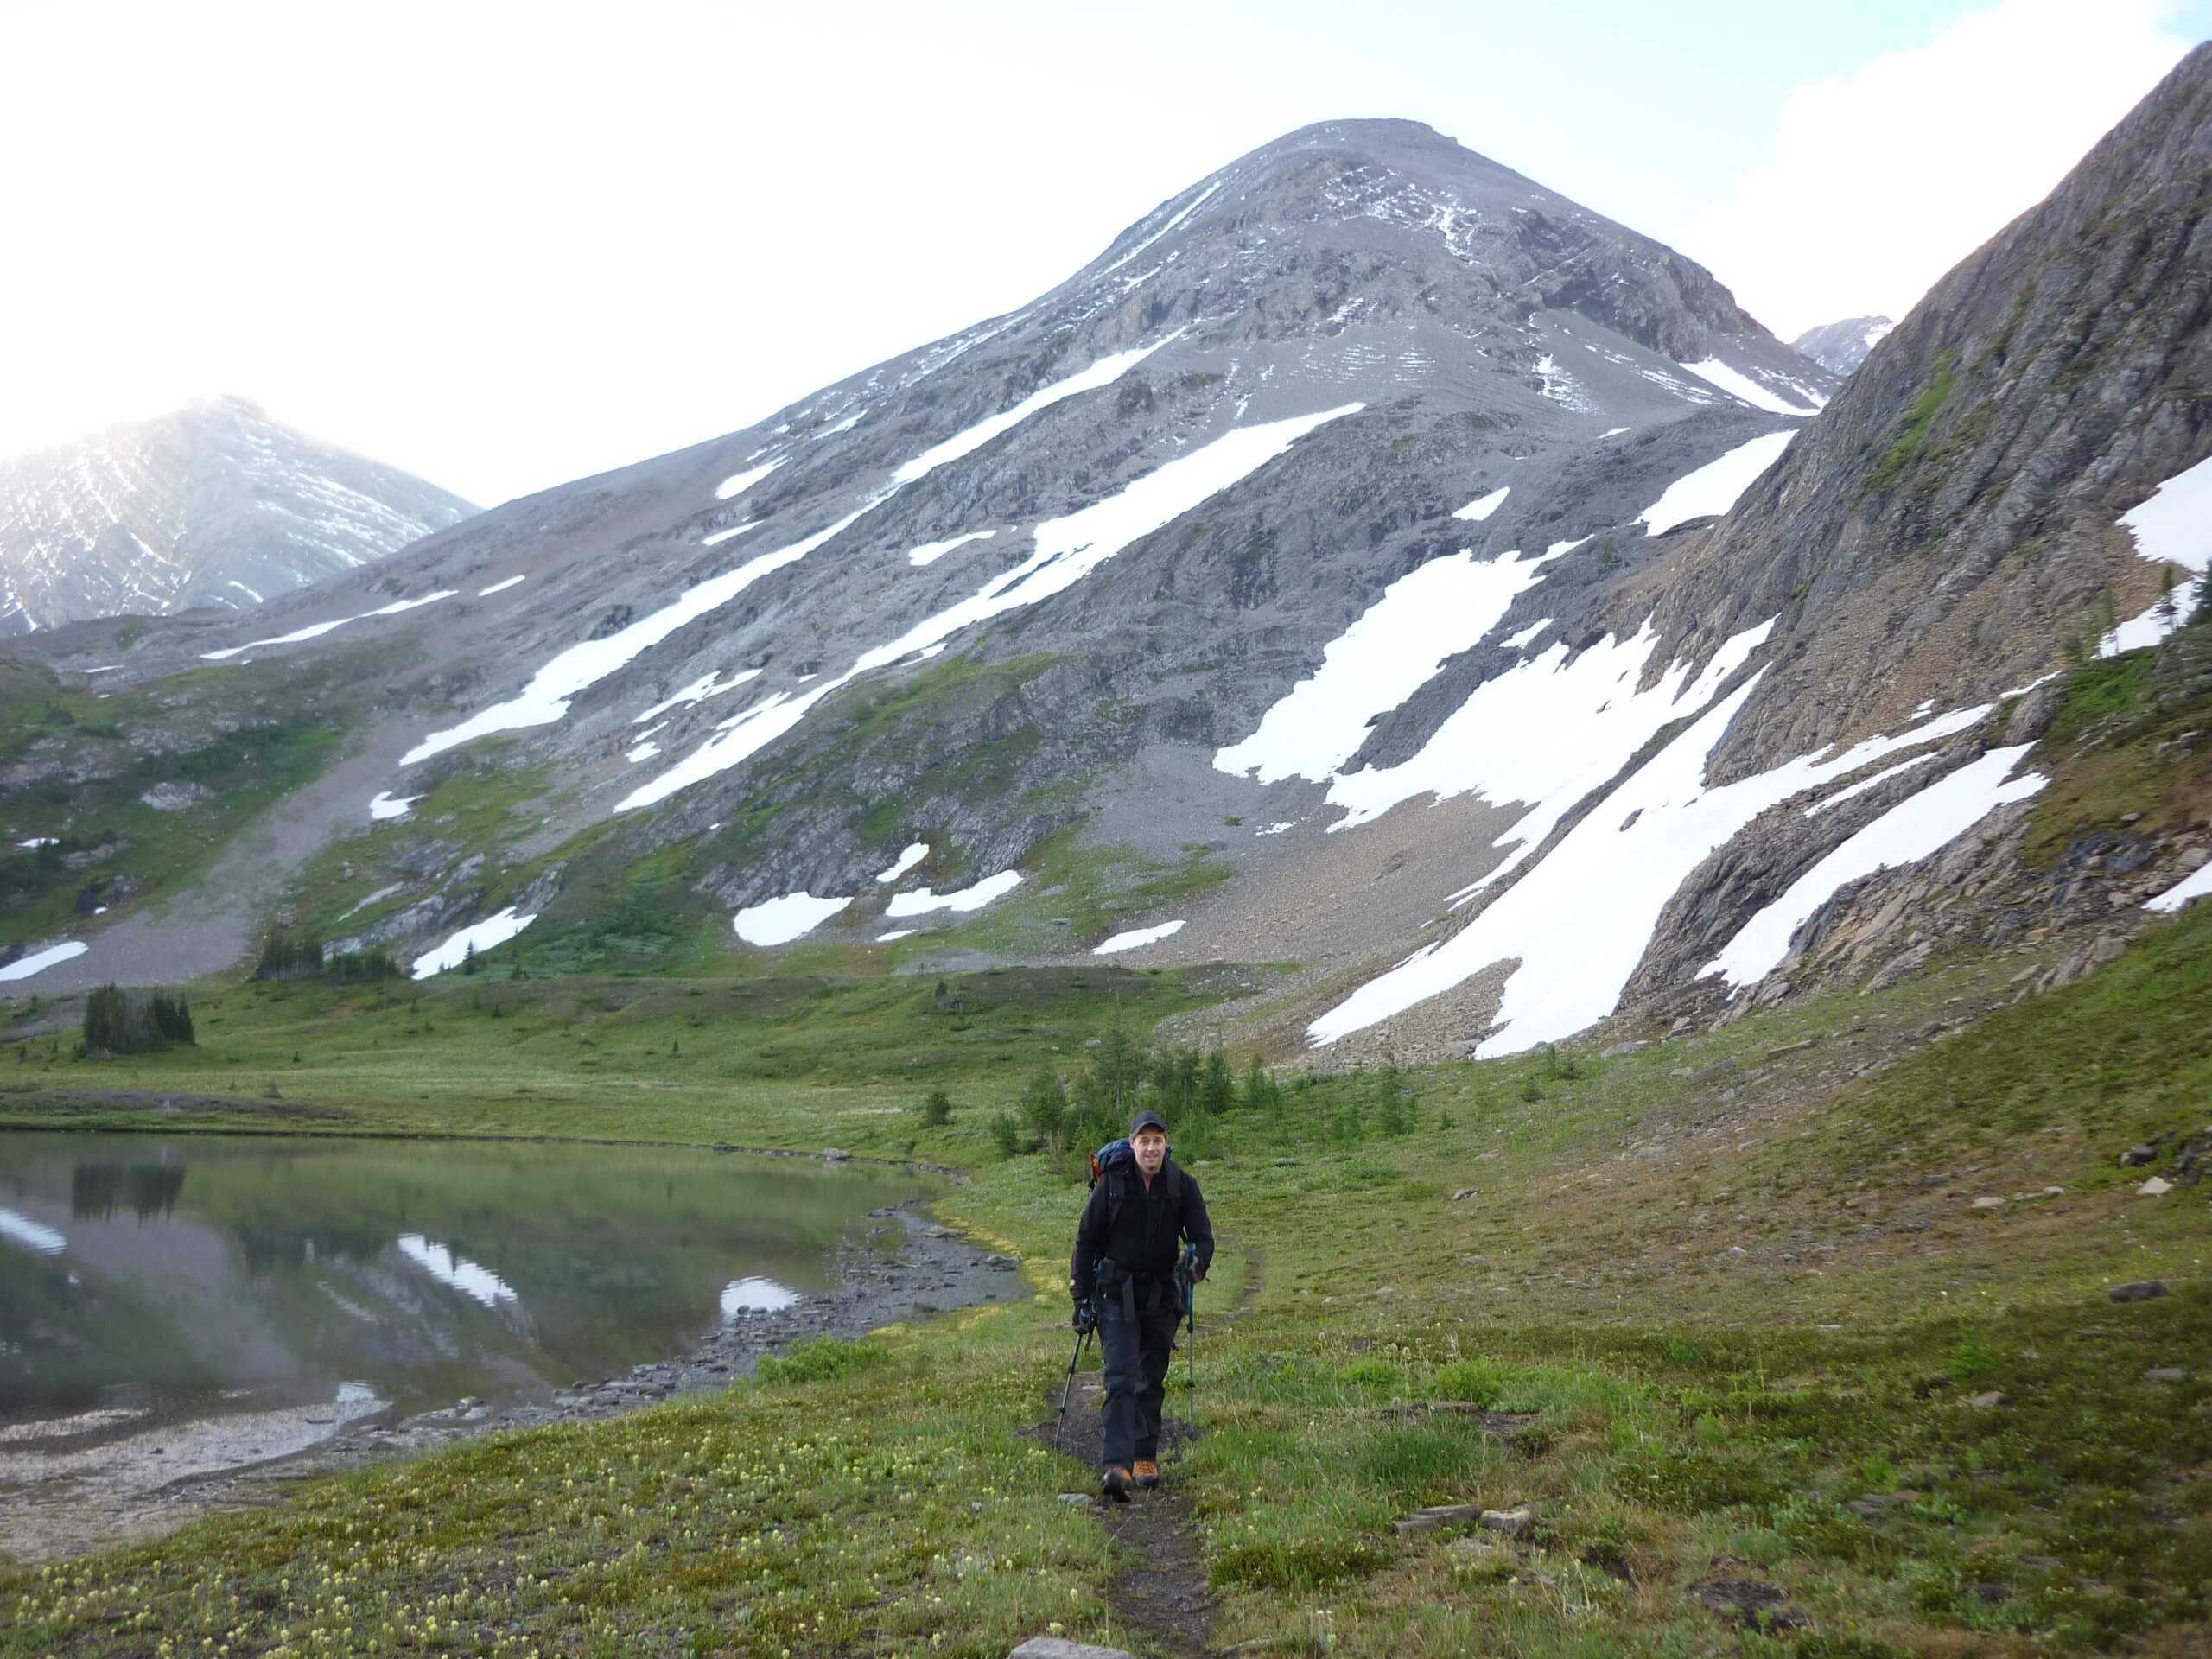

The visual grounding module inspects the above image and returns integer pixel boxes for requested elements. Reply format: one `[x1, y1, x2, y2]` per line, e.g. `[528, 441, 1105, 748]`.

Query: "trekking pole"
[1056, 1324, 1093, 1451]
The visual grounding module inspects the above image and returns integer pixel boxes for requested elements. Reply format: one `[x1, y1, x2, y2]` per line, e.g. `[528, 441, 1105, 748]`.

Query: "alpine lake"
[0, 1132, 958, 1556]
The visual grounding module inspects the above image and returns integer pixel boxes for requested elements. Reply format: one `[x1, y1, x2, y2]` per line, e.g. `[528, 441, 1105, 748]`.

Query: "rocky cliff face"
[0, 397, 475, 632]
[1791, 316, 1895, 375]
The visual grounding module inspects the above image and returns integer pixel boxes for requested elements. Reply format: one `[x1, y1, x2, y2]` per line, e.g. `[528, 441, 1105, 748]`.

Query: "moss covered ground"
[3, 880, 2209, 1655]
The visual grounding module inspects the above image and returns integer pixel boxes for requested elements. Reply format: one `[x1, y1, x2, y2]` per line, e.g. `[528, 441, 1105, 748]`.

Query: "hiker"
[1070, 1108, 1214, 1501]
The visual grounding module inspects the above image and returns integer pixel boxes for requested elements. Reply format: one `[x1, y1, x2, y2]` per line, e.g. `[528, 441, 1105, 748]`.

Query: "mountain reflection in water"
[0, 1134, 928, 1430]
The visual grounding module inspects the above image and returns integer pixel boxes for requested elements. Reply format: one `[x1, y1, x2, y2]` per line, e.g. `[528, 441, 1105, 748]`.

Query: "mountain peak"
[1791, 316, 1895, 375]
[0, 401, 475, 632]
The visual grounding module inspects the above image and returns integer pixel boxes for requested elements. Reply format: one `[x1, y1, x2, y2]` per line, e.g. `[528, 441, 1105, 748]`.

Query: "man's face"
[1132, 1128, 1168, 1175]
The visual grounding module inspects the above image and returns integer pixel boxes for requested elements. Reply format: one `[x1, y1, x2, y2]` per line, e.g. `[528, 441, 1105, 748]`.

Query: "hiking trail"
[1021, 1247, 1262, 1659]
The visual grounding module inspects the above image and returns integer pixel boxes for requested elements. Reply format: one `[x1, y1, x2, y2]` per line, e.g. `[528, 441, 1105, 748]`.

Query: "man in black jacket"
[1069, 1109, 1214, 1500]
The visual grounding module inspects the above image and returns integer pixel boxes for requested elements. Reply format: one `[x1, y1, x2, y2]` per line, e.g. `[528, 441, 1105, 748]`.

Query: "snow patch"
[1215, 549, 1557, 785]
[885, 870, 1023, 918]
[1679, 359, 1821, 416]
[620, 404, 1361, 813]
[1093, 919, 1185, 955]
[2146, 860, 2212, 914]
[1639, 432, 1795, 536]
[875, 842, 930, 883]
[1331, 617, 1777, 861]
[908, 531, 996, 567]
[369, 791, 417, 822]
[635, 669, 761, 724]
[2100, 456, 2212, 656]
[1452, 486, 1509, 522]
[0, 940, 88, 982]
[339, 883, 405, 921]
[733, 891, 853, 946]
[875, 929, 918, 943]
[702, 521, 760, 547]
[1501, 620, 1552, 651]
[891, 341, 1173, 487]
[412, 909, 537, 977]
[1704, 746, 2047, 986]
[401, 528, 820, 766]
[714, 456, 786, 501]
[1803, 753, 1941, 817]
[1096, 181, 1221, 276]
[18, 837, 57, 849]
[200, 589, 456, 662]
[477, 575, 526, 596]
[1311, 691, 1996, 1054]
[1255, 822, 1295, 836]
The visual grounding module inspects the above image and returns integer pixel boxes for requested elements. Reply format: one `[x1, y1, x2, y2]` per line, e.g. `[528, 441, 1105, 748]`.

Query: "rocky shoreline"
[1, 1204, 1029, 1563]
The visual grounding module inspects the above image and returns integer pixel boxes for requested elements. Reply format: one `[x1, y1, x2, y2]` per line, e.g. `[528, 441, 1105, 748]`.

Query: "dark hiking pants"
[1098, 1270, 1179, 1470]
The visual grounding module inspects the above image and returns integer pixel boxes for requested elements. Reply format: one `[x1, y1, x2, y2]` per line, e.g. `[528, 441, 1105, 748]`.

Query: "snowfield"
[1330, 617, 1775, 850]
[713, 457, 786, 501]
[1704, 745, 2047, 986]
[1214, 547, 1560, 785]
[2146, 860, 2212, 913]
[2101, 454, 2212, 656]
[619, 404, 1362, 812]
[1679, 359, 1821, 416]
[908, 531, 996, 568]
[1638, 432, 1795, 536]
[411, 909, 537, 977]
[1452, 486, 1509, 522]
[885, 870, 1023, 918]
[875, 842, 930, 883]
[200, 589, 456, 662]
[0, 940, 88, 982]
[734, 892, 853, 946]
[890, 341, 1171, 486]
[1094, 919, 1185, 955]
[1311, 685, 1997, 1055]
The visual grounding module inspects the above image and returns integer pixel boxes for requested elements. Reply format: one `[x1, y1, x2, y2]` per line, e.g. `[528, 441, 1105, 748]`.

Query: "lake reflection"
[0, 1134, 930, 1429]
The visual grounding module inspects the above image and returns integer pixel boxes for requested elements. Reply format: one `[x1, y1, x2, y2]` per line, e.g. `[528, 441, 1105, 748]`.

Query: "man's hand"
[1071, 1300, 1096, 1333]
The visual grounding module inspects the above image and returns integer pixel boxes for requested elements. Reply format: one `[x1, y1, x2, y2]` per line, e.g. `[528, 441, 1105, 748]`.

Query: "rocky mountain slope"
[8, 62, 2212, 1073]
[0, 397, 475, 633]
[1791, 315, 1895, 374]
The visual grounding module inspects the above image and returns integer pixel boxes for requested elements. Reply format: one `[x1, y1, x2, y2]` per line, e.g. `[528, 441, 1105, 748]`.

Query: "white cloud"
[1680, 0, 2192, 340]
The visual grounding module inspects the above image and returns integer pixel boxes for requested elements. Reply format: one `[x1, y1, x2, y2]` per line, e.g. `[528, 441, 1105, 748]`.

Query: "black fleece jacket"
[1069, 1158, 1214, 1302]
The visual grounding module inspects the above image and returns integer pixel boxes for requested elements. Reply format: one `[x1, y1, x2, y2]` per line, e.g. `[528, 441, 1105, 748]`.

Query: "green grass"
[1864, 351, 1958, 497]
[2022, 645, 2212, 867]
[0, 654, 371, 950]
[905, 827, 1235, 962]
[4, 894, 2211, 1654]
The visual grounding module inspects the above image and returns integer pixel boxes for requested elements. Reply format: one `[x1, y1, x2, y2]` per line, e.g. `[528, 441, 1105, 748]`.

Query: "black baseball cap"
[1128, 1109, 1168, 1137]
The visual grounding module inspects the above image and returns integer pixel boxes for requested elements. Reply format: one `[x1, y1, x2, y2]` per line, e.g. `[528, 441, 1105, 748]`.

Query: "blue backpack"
[1087, 1137, 1135, 1188]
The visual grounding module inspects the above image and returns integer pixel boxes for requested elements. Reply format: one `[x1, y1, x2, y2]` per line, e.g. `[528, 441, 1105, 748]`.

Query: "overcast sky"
[1, 0, 2204, 506]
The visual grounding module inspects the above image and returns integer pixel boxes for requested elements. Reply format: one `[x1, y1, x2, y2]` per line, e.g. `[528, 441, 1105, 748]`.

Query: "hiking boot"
[1102, 1465, 1133, 1503]
[1133, 1459, 1160, 1488]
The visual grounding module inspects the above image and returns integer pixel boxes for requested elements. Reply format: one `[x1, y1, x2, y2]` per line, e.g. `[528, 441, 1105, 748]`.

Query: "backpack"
[1087, 1137, 1134, 1188]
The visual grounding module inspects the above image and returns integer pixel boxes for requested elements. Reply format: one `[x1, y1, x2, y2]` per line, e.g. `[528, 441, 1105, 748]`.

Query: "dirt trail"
[1022, 1252, 1260, 1658]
